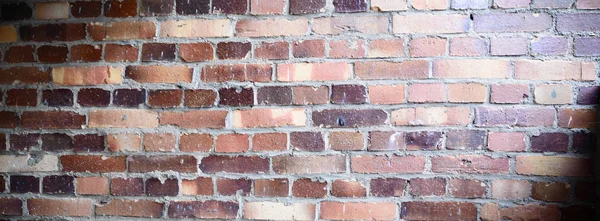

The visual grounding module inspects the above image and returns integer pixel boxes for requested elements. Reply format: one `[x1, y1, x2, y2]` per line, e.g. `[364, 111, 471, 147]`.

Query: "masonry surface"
[0, 0, 598, 220]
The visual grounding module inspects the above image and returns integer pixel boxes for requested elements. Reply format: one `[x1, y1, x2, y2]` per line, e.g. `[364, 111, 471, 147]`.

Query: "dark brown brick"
[561, 205, 595, 221]
[61, 155, 127, 173]
[213, 0, 247, 14]
[254, 179, 289, 197]
[37, 45, 68, 63]
[149, 90, 183, 108]
[217, 42, 251, 59]
[257, 86, 292, 105]
[405, 131, 443, 151]
[201, 63, 272, 82]
[41, 133, 73, 151]
[331, 85, 367, 104]
[401, 202, 477, 221]
[184, 89, 217, 107]
[111, 178, 144, 196]
[199, 155, 269, 173]
[142, 43, 176, 61]
[42, 89, 73, 107]
[532, 182, 570, 202]
[0, 177, 4, 193]
[71, 1, 102, 18]
[290, 132, 324, 151]
[0, 112, 19, 128]
[370, 178, 407, 197]
[73, 134, 105, 152]
[114, 89, 146, 107]
[140, 0, 174, 16]
[410, 178, 445, 196]
[312, 109, 387, 128]
[575, 181, 595, 202]
[255, 41, 289, 60]
[0, 67, 51, 84]
[10, 176, 39, 193]
[219, 87, 254, 106]
[146, 178, 178, 196]
[42, 175, 74, 195]
[448, 179, 486, 198]
[530, 133, 568, 152]
[573, 132, 595, 153]
[105, 44, 139, 62]
[129, 155, 197, 173]
[168, 201, 238, 219]
[0, 198, 22, 216]
[293, 178, 327, 198]
[6, 89, 37, 107]
[21, 111, 85, 129]
[176, 0, 210, 15]
[5, 45, 35, 63]
[334, 0, 367, 12]
[9, 134, 40, 151]
[104, 0, 137, 17]
[290, 0, 326, 14]
[20, 23, 87, 42]
[331, 180, 366, 197]
[1, 2, 32, 21]
[70, 44, 102, 62]
[446, 130, 486, 150]
[293, 39, 326, 58]
[368, 131, 404, 151]
[577, 86, 600, 105]
[78, 88, 110, 107]
[180, 43, 214, 62]
[217, 178, 251, 196]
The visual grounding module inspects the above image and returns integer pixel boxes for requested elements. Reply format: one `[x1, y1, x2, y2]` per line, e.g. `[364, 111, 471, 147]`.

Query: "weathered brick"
[73, 134, 104, 152]
[372, 0, 409, 11]
[70, 44, 102, 62]
[393, 14, 469, 34]
[557, 13, 600, 32]
[490, 37, 528, 55]
[558, 108, 596, 128]
[104, 0, 137, 17]
[233, 108, 305, 128]
[216, 134, 250, 153]
[0, 155, 58, 172]
[313, 16, 389, 35]
[180, 43, 214, 62]
[492, 180, 530, 199]
[202, 63, 272, 82]
[184, 89, 217, 107]
[219, 87, 254, 106]
[408, 83, 446, 103]
[368, 131, 403, 151]
[293, 39, 326, 58]
[146, 178, 178, 196]
[37, 45, 68, 63]
[236, 18, 308, 37]
[28, 198, 92, 217]
[488, 132, 526, 152]
[126, 65, 192, 83]
[89, 21, 155, 40]
[71, 1, 102, 18]
[410, 178, 446, 196]
[142, 43, 176, 61]
[10, 176, 39, 193]
[97, 199, 163, 217]
[289, 0, 326, 14]
[175, 0, 209, 15]
[332, 180, 366, 197]
[475, 13, 552, 32]
[293, 178, 327, 198]
[111, 178, 144, 196]
[352, 155, 425, 173]
[140, 0, 174, 16]
[431, 155, 509, 174]
[257, 86, 292, 105]
[5, 45, 35, 63]
[52, 66, 123, 85]
[446, 130, 486, 150]
[217, 178, 251, 196]
[370, 178, 407, 197]
[401, 202, 477, 220]
[244, 202, 315, 220]
[330, 131, 364, 151]
[330, 39, 366, 58]
[434, 59, 510, 78]
[516, 156, 592, 176]
[129, 155, 197, 172]
[182, 177, 213, 195]
[43, 175, 74, 195]
[22, 111, 85, 129]
[0, 198, 21, 215]
[180, 133, 212, 152]
[105, 44, 139, 62]
[9, 134, 41, 151]
[532, 182, 570, 202]
[334, 0, 367, 12]
[291, 132, 324, 152]
[449, 179, 486, 198]
[405, 131, 442, 150]
[575, 37, 600, 56]
[273, 155, 345, 174]
[252, 133, 287, 152]
[490, 84, 530, 104]
[474, 107, 555, 127]
[200, 155, 268, 173]
[41, 133, 73, 151]
[143, 133, 176, 152]
[251, 0, 285, 14]
[61, 155, 126, 173]
[255, 41, 289, 60]
[254, 179, 288, 197]
[42, 89, 73, 107]
[161, 110, 227, 128]
[114, 89, 145, 107]
[331, 85, 367, 104]
[572, 132, 596, 153]
[392, 107, 470, 126]
[312, 109, 387, 128]
[321, 202, 397, 220]
[217, 42, 251, 59]
[168, 201, 238, 219]
[278, 62, 351, 81]
[293, 86, 329, 105]
[107, 134, 141, 152]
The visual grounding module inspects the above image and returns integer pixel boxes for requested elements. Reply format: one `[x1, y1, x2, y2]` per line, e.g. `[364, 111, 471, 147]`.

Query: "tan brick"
[371, 0, 408, 11]
[277, 62, 351, 81]
[369, 84, 405, 104]
[492, 180, 531, 199]
[161, 19, 231, 38]
[160, 110, 227, 128]
[448, 83, 487, 103]
[412, 0, 449, 10]
[89, 110, 159, 128]
[487, 132, 526, 152]
[35, 2, 69, 19]
[368, 39, 405, 58]
[0, 155, 58, 172]
[516, 156, 593, 176]
[76, 177, 109, 195]
[126, 65, 192, 83]
[233, 108, 305, 128]
[534, 84, 573, 104]
[515, 60, 595, 81]
[0, 26, 17, 43]
[250, 0, 286, 14]
[143, 133, 176, 152]
[320, 202, 397, 220]
[408, 83, 446, 103]
[89, 21, 156, 40]
[393, 14, 469, 34]
[28, 198, 92, 217]
[244, 202, 315, 220]
[107, 134, 141, 152]
[52, 66, 123, 85]
[410, 37, 447, 57]
[392, 107, 470, 126]
[434, 60, 510, 79]
[236, 18, 308, 37]
[313, 16, 389, 35]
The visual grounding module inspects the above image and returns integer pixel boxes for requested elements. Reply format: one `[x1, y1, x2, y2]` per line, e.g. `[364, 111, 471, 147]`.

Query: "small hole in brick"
[470, 14, 474, 20]
[337, 117, 345, 126]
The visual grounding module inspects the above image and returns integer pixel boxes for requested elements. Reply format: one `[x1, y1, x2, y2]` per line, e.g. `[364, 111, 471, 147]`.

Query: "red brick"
[273, 155, 345, 174]
[217, 178, 251, 196]
[142, 43, 176, 61]
[312, 109, 387, 128]
[401, 202, 477, 220]
[499, 204, 560, 221]
[71, 1, 102, 18]
[292, 86, 329, 105]
[448, 179, 486, 198]
[293, 39, 325, 58]
[233, 108, 305, 128]
[76, 177, 108, 195]
[6, 89, 37, 106]
[355, 60, 429, 80]
[331, 85, 367, 104]
[0, 67, 50, 84]
[219, 87, 254, 106]
[129, 155, 197, 172]
[149, 89, 183, 108]
[104, 0, 137, 17]
[329, 131, 364, 151]
[216, 42, 251, 59]
[289, 0, 326, 14]
[126, 65, 192, 83]
[182, 177, 213, 195]
[143, 133, 176, 152]
[487, 132, 526, 152]
[175, 0, 210, 15]
[368, 84, 405, 104]
[146, 178, 178, 196]
[0, 111, 19, 128]
[180, 133, 212, 152]
[255, 41, 289, 60]
[351, 155, 425, 173]
[329, 39, 366, 58]
[254, 179, 288, 197]
[331, 180, 366, 197]
[184, 89, 217, 107]
[70, 44, 102, 62]
[320, 202, 397, 220]
[200, 155, 269, 173]
[293, 178, 327, 198]
[410, 37, 447, 57]
[140, 0, 174, 16]
[558, 108, 597, 128]
[168, 201, 238, 219]
[370, 178, 407, 197]
[431, 155, 509, 174]
[20, 23, 86, 42]
[490, 84, 530, 104]
[4, 45, 35, 63]
[28, 198, 92, 217]
[160, 110, 227, 128]
[21, 111, 85, 129]
[61, 155, 126, 173]
[216, 134, 250, 152]
[96, 199, 163, 218]
[179, 43, 213, 62]
[37, 45, 68, 63]
[105, 44, 139, 62]
[213, 0, 247, 14]
[250, 0, 285, 14]
[113, 89, 146, 107]
[0, 198, 21, 215]
[516, 156, 592, 177]
[111, 178, 144, 196]
[202, 63, 272, 82]
[252, 133, 287, 151]
[410, 178, 445, 196]
[89, 21, 155, 41]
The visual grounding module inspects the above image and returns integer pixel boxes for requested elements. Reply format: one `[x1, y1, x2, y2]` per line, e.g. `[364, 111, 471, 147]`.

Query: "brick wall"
[0, 0, 597, 220]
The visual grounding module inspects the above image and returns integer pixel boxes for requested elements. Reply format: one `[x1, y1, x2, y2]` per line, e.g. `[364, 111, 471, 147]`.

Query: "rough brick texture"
[0, 1, 597, 220]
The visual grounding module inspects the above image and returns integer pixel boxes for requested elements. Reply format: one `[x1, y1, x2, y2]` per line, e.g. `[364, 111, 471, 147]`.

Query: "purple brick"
[290, 0, 326, 14]
[474, 107, 555, 127]
[291, 132, 325, 152]
[331, 85, 367, 104]
[176, 0, 210, 15]
[218, 88, 254, 106]
[530, 133, 568, 152]
[577, 86, 600, 105]
[41, 133, 73, 151]
[257, 86, 292, 105]
[114, 89, 146, 107]
[334, 0, 367, 12]
[490, 37, 528, 56]
[531, 36, 568, 56]
[146, 178, 178, 196]
[557, 13, 600, 32]
[474, 13, 552, 32]
[575, 37, 600, 56]
[213, 0, 247, 14]
[494, 0, 531, 8]
[532, 0, 574, 8]
[10, 134, 40, 151]
[446, 130, 486, 150]
[406, 131, 443, 151]
[42, 89, 74, 107]
[140, 0, 174, 16]
[370, 178, 407, 197]
[452, 0, 489, 9]
[78, 88, 110, 107]
[312, 109, 387, 128]
[573, 132, 595, 153]
[42, 175, 74, 195]
[10, 176, 39, 193]
[73, 134, 105, 152]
